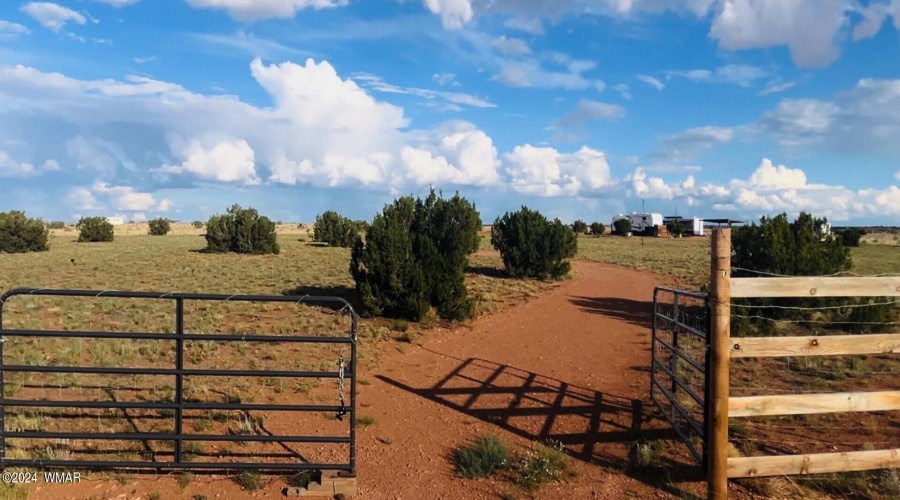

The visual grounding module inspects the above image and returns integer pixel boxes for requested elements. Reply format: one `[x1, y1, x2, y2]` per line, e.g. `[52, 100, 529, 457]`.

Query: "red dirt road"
[29, 260, 709, 499]
[356, 260, 683, 499]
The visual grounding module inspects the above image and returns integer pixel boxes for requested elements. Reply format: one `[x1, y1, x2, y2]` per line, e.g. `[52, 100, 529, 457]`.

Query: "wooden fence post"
[708, 228, 731, 499]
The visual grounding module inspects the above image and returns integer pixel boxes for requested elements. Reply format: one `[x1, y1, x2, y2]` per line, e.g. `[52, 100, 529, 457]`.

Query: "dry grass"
[573, 233, 900, 288]
[0, 233, 558, 466]
[860, 232, 900, 247]
[575, 235, 711, 287]
[50, 222, 312, 237]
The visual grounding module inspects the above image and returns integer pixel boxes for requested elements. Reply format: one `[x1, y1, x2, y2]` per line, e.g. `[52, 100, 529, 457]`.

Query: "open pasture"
[0, 234, 559, 469]
[575, 233, 900, 287]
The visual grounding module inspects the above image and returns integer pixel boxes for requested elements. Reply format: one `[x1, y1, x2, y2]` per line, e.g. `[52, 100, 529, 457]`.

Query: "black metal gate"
[650, 287, 710, 467]
[0, 288, 357, 472]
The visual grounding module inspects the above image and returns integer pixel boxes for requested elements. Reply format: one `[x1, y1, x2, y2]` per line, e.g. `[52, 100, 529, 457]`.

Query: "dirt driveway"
[31, 260, 709, 500]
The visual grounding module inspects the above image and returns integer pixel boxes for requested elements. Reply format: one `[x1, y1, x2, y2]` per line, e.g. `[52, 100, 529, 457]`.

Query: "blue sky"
[1, 0, 899, 225]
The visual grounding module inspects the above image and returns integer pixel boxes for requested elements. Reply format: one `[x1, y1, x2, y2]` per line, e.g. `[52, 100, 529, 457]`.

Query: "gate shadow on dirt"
[377, 356, 676, 465]
[378, 355, 704, 497]
[568, 296, 653, 328]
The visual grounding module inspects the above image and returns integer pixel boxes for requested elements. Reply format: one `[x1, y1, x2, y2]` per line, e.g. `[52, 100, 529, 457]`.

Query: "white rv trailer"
[612, 213, 664, 235]
[663, 216, 705, 236]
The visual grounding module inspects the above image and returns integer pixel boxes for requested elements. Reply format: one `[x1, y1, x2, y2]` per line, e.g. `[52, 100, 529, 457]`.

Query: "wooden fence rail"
[706, 228, 899, 499]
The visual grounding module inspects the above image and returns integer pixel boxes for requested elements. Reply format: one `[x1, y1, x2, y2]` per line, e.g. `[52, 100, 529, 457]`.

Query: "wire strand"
[732, 267, 900, 278]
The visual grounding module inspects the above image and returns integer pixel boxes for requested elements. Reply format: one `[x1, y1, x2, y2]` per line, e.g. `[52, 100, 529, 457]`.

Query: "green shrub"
[148, 218, 171, 236]
[203, 205, 279, 255]
[729, 212, 890, 331]
[590, 222, 605, 236]
[847, 301, 897, 334]
[838, 227, 866, 247]
[0, 211, 49, 253]
[733, 212, 849, 277]
[491, 207, 576, 280]
[313, 210, 357, 247]
[76, 216, 114, 243]
[351, 190, 481, 321]
[613, 218, 632, 236]
[232, 471, 262, 491]
[666, 221, 685, 237]
[514, 441, 569, 492]
[456, 435, 510, 479]
[191, 220, 204, 229]
[353, 220, 370, 234]
[572, 220, 588, 234]
[46, 220, 66, 230]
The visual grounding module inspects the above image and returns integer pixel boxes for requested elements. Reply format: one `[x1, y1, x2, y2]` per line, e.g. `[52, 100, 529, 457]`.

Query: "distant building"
[105, 217, 125, 226]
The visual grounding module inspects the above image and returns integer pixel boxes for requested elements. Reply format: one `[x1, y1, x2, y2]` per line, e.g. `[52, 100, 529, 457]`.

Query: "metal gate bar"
[650, 286, 710, 468]
[0, 288, 357, 472]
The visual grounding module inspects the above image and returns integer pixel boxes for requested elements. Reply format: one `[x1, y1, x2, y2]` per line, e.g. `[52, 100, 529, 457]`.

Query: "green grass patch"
[455, 435, 510, 479]
[513, 441, 570, 492]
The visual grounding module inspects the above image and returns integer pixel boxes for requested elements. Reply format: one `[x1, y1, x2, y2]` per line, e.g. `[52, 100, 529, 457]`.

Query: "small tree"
[203, 205, 279, 254]
[729, 212, 886, 332]
[572, 220, 588, 234]
[0, 211, 49, 253]
[352, 220, 370, 234]
[351, 190, 481, 321]
[191, 220, 204, 229]
[590, 222, 605, 236]
[839, 228, 866, 247]
[148, 218, 171, 236]
[666, 221, 685, 237]
[733, 212, 849, 277]
[313, 211, 357, 248]
[77, 217, 114, 243]
[491, 207, 577, 280]
[613, 218, 632, 236]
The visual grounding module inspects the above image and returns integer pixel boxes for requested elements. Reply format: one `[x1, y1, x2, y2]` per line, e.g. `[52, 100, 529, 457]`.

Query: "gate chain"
[335, 356, 347, 421]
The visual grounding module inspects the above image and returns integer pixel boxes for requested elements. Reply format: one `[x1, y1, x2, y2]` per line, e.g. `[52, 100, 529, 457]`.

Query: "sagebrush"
[0, 211, 49, 253]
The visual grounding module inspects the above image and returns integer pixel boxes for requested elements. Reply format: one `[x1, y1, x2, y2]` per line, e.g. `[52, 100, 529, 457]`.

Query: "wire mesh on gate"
[651, 287, 710, 467]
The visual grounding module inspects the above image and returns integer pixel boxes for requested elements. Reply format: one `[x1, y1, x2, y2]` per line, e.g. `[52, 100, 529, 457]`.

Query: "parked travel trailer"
[663, 216, 705, 236]
[612, 213, 664, 236]
[105, 216, 125, 226]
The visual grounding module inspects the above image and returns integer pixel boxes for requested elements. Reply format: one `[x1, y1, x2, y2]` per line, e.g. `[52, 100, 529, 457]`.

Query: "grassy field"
[573, 234, 900, 288]
[0, 233, 560, 468]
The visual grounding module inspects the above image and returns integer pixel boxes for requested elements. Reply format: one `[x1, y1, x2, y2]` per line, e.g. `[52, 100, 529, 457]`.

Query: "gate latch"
[336, 356, 347, 421]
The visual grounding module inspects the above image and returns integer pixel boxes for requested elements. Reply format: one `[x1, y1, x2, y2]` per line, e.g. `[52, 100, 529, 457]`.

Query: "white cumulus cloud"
[423, 0, 474, 29]
[20, 2, 86, 32]
[183, 0, 347, 22]
[504, 145, 612, 197]
[0, 20, 31, 39]
[158, 138, 260, 185]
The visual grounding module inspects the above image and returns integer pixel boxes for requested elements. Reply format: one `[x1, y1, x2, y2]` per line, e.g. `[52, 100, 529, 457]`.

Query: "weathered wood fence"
[706, 228, 900, 499]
